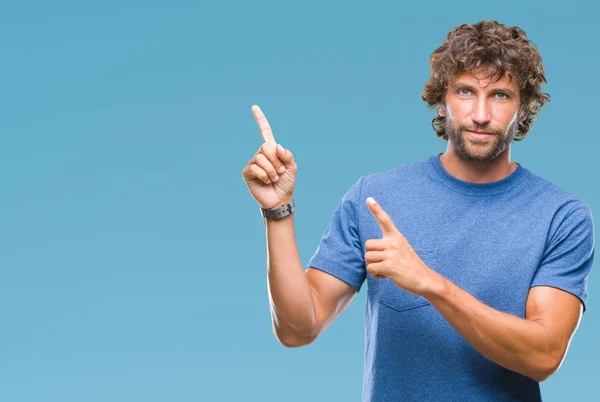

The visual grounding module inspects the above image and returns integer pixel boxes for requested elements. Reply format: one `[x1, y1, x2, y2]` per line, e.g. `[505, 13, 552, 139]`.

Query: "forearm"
[423, 270, 563, 382]
[265, 214, 318, 345]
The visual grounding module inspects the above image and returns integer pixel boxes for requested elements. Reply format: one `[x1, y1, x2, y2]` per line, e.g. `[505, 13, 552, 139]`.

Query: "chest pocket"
[378, 249, 438, 312]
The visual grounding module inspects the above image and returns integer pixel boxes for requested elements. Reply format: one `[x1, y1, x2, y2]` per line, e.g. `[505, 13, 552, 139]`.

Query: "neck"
[440, 145, 518, 184]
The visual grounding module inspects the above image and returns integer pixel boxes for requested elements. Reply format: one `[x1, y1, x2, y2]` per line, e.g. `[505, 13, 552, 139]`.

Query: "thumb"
[276, 144, 296, 168]
[366, 197, 398, 236]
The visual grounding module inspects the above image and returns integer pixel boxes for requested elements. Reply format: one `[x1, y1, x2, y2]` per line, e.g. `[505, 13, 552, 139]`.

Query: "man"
[241, 20, 595, 401]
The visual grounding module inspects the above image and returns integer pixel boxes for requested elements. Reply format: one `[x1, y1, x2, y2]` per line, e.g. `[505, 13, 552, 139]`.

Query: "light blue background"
[1, 1, 598, 401]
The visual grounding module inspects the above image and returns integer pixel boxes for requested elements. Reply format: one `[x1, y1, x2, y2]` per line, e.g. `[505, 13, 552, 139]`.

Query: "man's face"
[440, 69, 523, 162]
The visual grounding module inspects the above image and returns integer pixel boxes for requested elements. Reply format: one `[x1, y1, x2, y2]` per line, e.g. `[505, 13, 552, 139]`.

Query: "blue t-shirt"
[306, 153, 595, 401]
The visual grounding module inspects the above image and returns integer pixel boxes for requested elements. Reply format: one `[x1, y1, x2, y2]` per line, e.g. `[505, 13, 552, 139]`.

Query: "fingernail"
[273, 175, 279, 182]
[367, 197, 375, 205]
[278, 166, 286, 174]
[277, 144, 284, 152]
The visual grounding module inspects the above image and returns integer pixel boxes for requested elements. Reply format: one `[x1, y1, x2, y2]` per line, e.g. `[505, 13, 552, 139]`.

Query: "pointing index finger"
[366, 197, 397, 236]
[251, 105, 276, 144]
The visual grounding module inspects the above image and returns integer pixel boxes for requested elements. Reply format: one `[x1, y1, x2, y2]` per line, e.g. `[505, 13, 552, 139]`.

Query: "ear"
[437, 104, 446, 117]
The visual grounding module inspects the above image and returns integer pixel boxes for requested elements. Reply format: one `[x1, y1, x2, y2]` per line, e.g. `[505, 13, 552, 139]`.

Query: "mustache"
[459, 125, 501, 136]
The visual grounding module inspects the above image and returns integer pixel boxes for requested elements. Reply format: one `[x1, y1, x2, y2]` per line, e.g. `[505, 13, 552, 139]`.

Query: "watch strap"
[261, 201, 295, 220]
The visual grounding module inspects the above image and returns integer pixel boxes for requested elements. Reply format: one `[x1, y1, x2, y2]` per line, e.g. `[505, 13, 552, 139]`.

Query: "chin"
[462, 137, 502, 161]
[460, 146, 499, 162]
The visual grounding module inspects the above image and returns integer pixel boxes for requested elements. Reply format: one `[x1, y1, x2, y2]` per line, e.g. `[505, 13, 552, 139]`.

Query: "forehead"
[450, 69, 518, 91]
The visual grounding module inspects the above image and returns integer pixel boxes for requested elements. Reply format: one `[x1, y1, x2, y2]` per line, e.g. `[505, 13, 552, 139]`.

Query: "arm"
[364, 196, 589, 383]
[265, 213, 357, 347]
[421, 204, 593, 382]
[424, 276, 582, 382]
[243, 105, 358, 348]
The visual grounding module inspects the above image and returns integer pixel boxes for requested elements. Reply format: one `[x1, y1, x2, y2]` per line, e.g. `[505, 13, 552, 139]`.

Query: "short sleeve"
[306, 177, 367, 291]
[531, 204, 595, 312]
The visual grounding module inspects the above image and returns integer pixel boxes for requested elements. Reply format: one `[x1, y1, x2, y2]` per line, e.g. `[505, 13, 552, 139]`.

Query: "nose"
[471, 97, 492, 126]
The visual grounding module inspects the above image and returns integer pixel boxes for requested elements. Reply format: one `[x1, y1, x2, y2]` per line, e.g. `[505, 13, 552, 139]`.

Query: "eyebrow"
[450, 82, 516, 98]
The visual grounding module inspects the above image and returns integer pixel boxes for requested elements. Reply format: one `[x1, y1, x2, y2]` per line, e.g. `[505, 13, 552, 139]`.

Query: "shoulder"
[336, 157, 432, 217]
[360, 157, 431, 192]
[522, 168, 594, 231]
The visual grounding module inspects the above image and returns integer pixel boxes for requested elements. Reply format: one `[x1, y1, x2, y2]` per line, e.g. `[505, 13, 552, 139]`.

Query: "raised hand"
[242, 105, 297, 210]
[364, 197, 435, 296]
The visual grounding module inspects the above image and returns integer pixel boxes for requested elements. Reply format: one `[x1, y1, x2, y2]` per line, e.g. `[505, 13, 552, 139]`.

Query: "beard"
[444, 111, 519, 162]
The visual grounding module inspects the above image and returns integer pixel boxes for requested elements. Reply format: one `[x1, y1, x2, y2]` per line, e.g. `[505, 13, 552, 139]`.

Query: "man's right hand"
[242, 105, 297, 210]
[242, 105, 357, 347]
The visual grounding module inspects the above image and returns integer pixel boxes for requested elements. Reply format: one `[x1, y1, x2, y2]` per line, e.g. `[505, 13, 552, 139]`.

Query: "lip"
[466, 130, 494, 139]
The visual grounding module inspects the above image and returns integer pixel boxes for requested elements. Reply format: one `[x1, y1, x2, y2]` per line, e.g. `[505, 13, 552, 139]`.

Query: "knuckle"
[260, 143, 270, 154]
[255, 155, 274, 173]
[261, 142, 275, 155]
[255, 153, 266, 163]
[259, 157, 273, 170]
[252, 165, 267, 179]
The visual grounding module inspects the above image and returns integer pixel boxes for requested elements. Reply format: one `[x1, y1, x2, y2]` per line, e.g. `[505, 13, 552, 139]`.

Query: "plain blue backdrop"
[1, 1, 598, 401]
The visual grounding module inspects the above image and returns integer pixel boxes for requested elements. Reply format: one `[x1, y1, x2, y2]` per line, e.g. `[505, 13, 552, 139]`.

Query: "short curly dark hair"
[421, 20, 550, 141]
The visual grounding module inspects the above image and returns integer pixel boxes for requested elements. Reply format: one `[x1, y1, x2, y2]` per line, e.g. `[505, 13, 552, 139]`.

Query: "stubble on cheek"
[444, 108, 519, 162]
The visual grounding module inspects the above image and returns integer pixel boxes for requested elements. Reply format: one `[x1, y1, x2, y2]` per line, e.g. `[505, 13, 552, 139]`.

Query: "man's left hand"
[365, 197, 437, 297]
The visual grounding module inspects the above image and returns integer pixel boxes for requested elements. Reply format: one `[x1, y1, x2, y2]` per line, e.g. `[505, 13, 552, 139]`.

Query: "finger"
[259, 143, 287, 175]
[244, 164, 271, 184]
[366, 197, 398, 236]
[364, 250, 387, 264]
[365, 238, 388, 251]
[254, 153, 280, 183]
[276, 144, 295, 166]
[367, 262, 387, 279]
[252, 105, 276, 144]
[276, 144, 297, 173]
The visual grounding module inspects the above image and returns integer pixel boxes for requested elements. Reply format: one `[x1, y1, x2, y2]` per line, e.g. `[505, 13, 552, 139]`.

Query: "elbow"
[277, 333, 317, 348]
[532, 364, 560, 383]
[530, 351, 564, 383]
[272, 318, 319, 348]
[274, 326, 319, 348]
[530, 371, 552, 383]
[531, 368, 556, 383]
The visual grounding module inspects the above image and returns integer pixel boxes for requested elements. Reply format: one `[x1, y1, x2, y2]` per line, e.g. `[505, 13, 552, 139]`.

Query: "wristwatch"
[261, 201, 295, 220]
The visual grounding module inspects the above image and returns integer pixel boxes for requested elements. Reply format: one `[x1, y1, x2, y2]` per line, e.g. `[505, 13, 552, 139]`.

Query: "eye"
[458, 89, 471, 96]
[495, 92, 509, 100]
